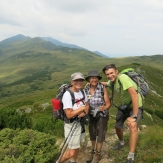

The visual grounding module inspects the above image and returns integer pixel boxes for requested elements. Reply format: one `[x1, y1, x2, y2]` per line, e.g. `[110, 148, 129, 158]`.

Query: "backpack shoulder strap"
[99, 82, 104, 98]
[67, 88, 85, 106]
[80, 89, 85, 100]
[67, 88, 75, 105]
[74, 89, 85, 104]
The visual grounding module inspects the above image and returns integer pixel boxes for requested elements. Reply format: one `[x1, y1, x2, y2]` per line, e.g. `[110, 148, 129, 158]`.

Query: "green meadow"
[0, 36, 163, 162]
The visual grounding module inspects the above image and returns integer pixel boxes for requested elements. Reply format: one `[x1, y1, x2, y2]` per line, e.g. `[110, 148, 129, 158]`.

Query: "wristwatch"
[130, 114, 137, 119]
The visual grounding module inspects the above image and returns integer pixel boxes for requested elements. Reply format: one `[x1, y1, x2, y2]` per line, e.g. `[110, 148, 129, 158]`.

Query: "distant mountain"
[0, 34, 107, 61]
[0, 35, 85, 50]
[42, 37, 85, 50]
[0, 36, 64, 57]
[0, 34, 106, 85]
[1, 34, 30, 43]
[93, 51, 109, 58]
[0, 35, 110, 57]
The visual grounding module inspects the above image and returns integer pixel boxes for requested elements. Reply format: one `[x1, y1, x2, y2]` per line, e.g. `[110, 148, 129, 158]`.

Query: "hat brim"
[72, 77, 85, 81]
[85, 76, 102, 81]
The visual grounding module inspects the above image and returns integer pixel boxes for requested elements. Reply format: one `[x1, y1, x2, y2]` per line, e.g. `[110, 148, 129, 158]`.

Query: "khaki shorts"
[89, 114, 109, 142]
[64, 121, 85, 149]
[115, 107, 143, 128]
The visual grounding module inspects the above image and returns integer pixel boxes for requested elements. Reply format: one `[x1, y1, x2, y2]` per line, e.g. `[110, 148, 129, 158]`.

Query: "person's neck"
[71, 87, 80, 92]
[90, 84, 97, 90]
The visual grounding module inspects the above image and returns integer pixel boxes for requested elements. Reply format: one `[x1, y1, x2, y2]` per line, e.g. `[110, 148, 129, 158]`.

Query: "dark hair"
[102, 64, 117, 74]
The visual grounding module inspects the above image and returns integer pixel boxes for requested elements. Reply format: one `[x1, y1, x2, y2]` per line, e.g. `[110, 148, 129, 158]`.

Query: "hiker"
[56, 72, 89, 163]
[84, 70, 111, 163]
[102, 64, 143, 163]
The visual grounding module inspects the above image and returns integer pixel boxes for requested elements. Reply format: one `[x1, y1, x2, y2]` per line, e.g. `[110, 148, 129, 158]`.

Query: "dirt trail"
[63, 128, 118, 163]
[57, 122, 146, 163]
[76, 130, 116, 163]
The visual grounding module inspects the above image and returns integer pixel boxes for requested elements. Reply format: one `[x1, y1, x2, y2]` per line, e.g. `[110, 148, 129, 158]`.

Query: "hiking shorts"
[64, 121, 85, 149]
[115, 107, 143, 129]
[89, 114, 109, 142]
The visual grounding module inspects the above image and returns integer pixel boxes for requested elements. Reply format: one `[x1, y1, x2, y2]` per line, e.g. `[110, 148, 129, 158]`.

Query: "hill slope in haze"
[42, 37, 85, 49]
[0, 35, 163, 163]
[93, 50, 109, 58]
[0, 35, 163, 85]
[0, 35, 105, 85]
[0, 34, 163, 112]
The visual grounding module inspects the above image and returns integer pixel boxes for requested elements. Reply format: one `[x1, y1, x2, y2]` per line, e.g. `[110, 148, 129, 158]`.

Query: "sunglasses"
[73, 79, 85, 82]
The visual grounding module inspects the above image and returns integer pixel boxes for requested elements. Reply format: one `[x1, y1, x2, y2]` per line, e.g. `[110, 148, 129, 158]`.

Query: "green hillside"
[0, 37, 163, 109]
[0, 36, 163, 162]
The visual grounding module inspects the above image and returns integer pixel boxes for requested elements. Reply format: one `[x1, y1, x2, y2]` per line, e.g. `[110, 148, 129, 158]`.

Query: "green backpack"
[119, 68, 150, 99]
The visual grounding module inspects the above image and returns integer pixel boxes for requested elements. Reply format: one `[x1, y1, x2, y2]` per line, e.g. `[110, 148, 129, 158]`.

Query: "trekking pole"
[94, 118, 100, 155]
[54, 118, 80, 163]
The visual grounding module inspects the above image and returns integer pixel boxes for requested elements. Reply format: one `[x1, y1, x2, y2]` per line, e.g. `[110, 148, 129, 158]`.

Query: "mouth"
[75, 83, 83, 87]
[109, 77, 115, 82]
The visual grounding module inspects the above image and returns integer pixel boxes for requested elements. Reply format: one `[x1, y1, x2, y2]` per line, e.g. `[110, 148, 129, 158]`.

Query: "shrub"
[0, 128, 58, 163]
[0, 108, 32, 130]
[32, 116, 64, 137]
[155, 110, 163, 120]
[145, 107, 154, 115]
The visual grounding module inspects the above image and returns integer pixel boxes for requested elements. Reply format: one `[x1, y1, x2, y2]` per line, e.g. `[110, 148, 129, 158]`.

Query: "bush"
[145, 107, 154, 115]
[5, 101, 34, 108]
[0, 128, 58, 163]
[155, 110, 163, 120]
[32, 116, 64, 137]
[0, 108, 32, 130]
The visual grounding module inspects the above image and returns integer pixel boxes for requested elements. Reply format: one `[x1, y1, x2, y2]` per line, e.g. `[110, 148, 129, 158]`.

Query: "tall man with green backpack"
[102, 64, 149, 163]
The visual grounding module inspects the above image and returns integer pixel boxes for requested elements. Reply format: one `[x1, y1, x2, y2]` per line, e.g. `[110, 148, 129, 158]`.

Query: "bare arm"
[126, 86, 139, 125]
[65, 101, 90, 119]
[78, 101, 90, 118]
[100, 82, 108, 86]
[99, 87, 111, 111]
[83, 101, 89, 114]
[64, 105, 86, 119]
[127, 86, 139, 116]
[84, 82, 90, 88]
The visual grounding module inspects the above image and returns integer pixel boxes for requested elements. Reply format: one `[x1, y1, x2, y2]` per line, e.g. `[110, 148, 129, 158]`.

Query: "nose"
[106, 74, 110, 78]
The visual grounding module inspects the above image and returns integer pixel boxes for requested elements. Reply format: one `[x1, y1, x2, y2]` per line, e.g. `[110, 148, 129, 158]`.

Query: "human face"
[89, 76, 99, 86]
[104, 68, 118, 82]
[71, 79, 84, 91]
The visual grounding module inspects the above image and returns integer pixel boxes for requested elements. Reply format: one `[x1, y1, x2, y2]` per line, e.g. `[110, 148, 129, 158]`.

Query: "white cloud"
[0, 0, 163, 57]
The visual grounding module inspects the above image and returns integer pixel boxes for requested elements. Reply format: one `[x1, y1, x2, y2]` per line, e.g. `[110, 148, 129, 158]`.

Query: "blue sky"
[0, 0, 163, 57]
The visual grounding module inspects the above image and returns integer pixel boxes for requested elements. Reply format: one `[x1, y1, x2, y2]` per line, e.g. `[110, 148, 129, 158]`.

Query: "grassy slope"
[0, 38, 163, 162]
[0, 38, 163, 123]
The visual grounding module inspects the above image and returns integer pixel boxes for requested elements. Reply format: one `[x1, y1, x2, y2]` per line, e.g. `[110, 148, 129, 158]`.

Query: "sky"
[0, 0, 163, 57]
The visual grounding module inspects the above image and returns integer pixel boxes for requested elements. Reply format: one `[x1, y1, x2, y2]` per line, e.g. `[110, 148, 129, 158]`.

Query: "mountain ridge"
[0, 34, 163, 87]
[0, 34, 109, 58]
[93, 50, 109, 58]
[0, 35, 163, 163]
[0, 34, 30, 43]
[42, 37, 85, 50]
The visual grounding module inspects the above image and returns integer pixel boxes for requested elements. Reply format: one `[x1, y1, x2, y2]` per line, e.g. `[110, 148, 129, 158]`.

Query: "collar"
[87, 82, 101, 90]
